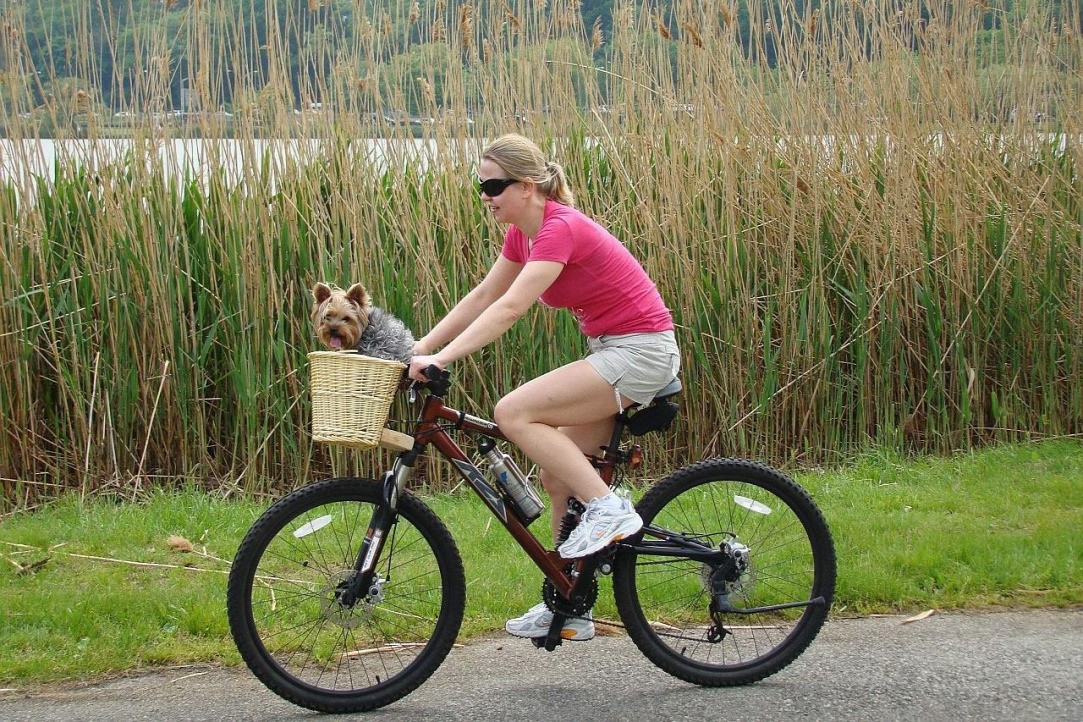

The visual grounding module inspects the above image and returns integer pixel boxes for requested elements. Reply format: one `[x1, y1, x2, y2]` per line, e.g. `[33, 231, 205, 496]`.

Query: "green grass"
[805, 441, 1083, 612]
[1, 440, 1080, 685]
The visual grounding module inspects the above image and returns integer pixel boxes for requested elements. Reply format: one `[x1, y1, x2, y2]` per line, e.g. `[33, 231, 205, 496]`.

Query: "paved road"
[2, 609, 1080, 721]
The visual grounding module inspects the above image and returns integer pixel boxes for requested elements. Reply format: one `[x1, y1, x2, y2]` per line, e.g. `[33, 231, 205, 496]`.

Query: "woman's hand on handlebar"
[408, 354, 445, 382]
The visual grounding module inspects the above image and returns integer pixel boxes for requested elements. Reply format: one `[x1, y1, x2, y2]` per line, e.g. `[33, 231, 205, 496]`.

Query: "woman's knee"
[493, 393, 528, 432]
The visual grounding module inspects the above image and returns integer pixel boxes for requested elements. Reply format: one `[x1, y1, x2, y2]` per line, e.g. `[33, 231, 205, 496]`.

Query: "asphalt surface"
[1, 609, 1080, 721]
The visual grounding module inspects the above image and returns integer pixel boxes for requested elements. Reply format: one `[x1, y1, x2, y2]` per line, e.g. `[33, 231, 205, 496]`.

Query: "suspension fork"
[338, 448, 419, 607]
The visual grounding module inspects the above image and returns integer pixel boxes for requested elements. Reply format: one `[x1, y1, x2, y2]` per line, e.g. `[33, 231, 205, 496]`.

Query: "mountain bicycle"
[226, 367, 836, 713]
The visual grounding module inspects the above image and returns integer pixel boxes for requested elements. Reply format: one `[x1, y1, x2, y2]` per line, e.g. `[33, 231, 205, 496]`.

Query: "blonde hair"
[482, 133, 576, 207]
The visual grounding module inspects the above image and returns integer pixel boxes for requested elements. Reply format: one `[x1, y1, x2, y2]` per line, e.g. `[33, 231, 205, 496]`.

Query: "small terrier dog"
[310, 282, 415, 364]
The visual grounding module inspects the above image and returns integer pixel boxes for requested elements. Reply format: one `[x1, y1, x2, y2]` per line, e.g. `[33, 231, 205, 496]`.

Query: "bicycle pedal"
[530, 635, 563, 651]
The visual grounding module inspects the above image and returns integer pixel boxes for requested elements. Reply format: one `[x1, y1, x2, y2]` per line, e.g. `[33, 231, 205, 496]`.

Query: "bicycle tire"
[226, 477, 466, 713]
[613, 458, 836, 686]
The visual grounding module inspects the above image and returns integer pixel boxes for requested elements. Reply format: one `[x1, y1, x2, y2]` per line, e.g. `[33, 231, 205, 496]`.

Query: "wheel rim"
[245, 496, 447, 695]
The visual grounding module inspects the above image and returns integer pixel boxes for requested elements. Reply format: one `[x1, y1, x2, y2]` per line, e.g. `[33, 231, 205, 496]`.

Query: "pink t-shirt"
[501, 200, 674, 337]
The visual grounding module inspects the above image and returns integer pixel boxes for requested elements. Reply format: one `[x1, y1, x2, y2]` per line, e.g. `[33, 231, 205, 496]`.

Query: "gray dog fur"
[358, 306, 415, 365]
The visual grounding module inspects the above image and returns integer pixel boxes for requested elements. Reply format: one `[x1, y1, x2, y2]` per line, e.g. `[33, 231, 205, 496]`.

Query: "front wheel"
[226, 477, 466, 713]
[613, 458, 836, 686]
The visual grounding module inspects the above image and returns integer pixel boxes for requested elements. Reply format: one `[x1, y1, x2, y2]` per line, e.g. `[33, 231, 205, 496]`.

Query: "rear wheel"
[614, 458, 835, 686]
[227, 477, 466, 712]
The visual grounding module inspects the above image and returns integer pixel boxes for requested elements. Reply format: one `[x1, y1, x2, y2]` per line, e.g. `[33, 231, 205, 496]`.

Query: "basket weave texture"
[308, 351, 406, 449]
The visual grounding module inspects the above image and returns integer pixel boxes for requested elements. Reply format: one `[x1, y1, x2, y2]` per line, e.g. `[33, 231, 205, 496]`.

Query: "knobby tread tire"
[613, 458, 836, 687]
[226, 477, 466, 713]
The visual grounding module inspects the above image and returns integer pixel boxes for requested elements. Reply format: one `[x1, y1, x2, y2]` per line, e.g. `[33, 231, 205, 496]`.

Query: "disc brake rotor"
[700, 540, 755, 600]
[320, 570, 383, 629]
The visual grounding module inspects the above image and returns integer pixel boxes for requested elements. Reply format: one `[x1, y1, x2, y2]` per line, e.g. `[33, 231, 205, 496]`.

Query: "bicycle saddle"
[651, 377, 682, 401]
[626, 378, 681, 436]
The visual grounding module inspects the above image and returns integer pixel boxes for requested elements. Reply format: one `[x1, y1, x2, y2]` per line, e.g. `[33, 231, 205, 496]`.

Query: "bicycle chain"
[536, 568, 733, 643]
[541, 574, 597, 618]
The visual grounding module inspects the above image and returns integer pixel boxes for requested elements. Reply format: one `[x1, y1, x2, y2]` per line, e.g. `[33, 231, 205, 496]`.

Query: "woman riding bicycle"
[408, 133, 681, 641]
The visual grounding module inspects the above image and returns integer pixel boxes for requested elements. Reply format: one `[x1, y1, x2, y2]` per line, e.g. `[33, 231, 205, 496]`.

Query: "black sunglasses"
[477, 177, 518, 197]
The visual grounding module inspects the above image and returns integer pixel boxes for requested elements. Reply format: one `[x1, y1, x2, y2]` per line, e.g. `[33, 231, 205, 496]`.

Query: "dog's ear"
[345, 283, 370, 310]
[313, 282, 333, 305]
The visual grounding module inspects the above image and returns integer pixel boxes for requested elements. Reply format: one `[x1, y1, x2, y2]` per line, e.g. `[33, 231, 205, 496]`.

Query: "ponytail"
[541, 160, 575, 206]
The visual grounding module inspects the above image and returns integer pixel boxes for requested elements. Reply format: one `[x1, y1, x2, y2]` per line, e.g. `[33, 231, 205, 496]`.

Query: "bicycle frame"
[344, 374, 722, 615]
[395, 388, 599, 598]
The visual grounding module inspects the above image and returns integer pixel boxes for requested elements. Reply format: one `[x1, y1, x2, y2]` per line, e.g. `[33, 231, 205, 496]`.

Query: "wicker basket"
[308, 351, 406, 449]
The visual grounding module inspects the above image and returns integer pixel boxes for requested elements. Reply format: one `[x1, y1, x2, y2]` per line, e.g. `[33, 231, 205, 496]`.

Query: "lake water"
[2, 133, 1074, 201]
[0, 137, 483, 199]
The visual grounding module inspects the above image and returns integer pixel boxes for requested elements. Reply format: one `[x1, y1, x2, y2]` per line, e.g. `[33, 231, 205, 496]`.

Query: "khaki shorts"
[585, 330, 681, 409]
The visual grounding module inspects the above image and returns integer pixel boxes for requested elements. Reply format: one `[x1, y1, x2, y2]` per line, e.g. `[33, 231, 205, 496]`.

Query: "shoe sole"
[558, 516, 643, 559]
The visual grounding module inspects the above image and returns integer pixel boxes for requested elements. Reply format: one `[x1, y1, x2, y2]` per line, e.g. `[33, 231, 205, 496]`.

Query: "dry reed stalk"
[459, 4, 475, 55]
[500, 0, 523, 33]
[0, 0, 1079, 500]
[654, 14, 672, 41]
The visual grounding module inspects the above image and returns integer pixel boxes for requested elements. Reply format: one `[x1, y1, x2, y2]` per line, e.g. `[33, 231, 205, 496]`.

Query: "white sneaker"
[557, 494, 643, 559]
[504, 602, 595, 641]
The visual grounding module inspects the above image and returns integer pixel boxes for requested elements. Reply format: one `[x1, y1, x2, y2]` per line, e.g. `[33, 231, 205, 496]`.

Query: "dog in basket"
[310, 282, 415, 364]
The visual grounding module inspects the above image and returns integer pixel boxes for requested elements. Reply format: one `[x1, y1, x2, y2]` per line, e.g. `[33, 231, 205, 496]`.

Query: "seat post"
[603, 409, 632, 457]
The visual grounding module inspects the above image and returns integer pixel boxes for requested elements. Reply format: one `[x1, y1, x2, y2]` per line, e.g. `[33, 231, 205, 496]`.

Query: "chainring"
[541, 573, 598, 617]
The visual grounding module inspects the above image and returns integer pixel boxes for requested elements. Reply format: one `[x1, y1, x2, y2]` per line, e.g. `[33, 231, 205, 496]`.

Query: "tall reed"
[0, 1, 1080, 503]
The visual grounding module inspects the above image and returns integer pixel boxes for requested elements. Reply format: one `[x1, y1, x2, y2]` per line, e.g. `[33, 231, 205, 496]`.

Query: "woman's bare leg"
[537, 419, 615, 543]
[494, 360, 631, 541]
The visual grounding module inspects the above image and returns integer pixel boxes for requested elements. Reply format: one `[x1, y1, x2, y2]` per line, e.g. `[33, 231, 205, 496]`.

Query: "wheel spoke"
[227, 478, 466, 713]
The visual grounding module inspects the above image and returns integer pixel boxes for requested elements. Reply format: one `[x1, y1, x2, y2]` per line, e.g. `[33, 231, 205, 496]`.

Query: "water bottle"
[478, 437, 544, 525]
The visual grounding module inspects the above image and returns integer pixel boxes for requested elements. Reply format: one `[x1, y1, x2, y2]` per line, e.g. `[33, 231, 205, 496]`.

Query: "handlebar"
[409, 364, 451, 398]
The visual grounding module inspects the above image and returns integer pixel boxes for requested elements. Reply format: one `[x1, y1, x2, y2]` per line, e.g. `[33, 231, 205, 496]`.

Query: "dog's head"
[311, 282, 371, 350]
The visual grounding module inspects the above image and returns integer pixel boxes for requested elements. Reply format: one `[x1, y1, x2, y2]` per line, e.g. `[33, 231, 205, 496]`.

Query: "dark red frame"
[405, 390, 611, 598]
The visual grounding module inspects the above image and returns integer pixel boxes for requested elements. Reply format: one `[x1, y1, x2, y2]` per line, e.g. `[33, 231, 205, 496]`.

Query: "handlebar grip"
[424, 365, 449, 382]
[420, 364, 451, 397]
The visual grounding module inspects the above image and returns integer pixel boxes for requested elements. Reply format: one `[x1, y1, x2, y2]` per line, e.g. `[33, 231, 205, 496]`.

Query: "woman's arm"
[414, 254, 523, 355]
[409, 260, 563, 379]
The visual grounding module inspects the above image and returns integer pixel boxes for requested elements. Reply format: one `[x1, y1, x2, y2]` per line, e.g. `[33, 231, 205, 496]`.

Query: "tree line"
[6, 0, 1066, 118]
